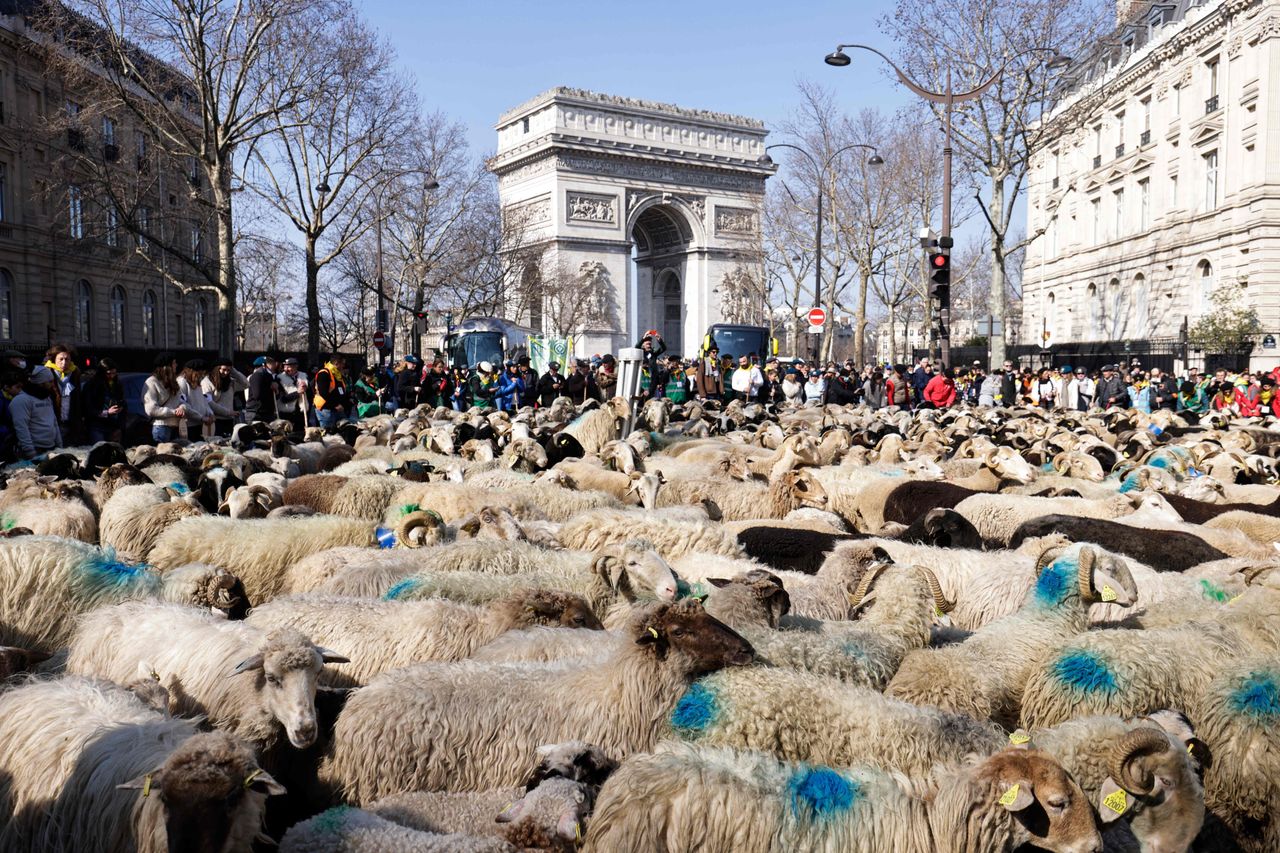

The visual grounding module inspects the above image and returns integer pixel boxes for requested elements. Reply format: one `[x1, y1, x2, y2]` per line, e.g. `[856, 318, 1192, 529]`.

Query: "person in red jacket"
[922, 366, 958, 409]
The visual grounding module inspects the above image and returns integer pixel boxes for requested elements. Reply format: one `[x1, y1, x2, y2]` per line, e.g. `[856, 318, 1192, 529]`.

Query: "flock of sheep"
[0, 392, 1278, 851]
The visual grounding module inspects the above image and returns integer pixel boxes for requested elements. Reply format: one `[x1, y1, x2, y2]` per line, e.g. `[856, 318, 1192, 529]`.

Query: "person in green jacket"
[353, 369, 384, 418]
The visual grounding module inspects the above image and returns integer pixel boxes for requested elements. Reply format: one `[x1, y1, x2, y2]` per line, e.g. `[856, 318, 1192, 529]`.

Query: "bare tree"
[235, 231, 295, 350]
[762, 189, 815, 357]
[881, 0, 1109, 364]
[44, 0, 343, 357]
[246, 6, 416, 365]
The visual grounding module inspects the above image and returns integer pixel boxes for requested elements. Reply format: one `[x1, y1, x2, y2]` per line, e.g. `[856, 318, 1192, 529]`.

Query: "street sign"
[1264, 334, 1276, 350]
[372, 330, 387, 350]
[807, 307, 827, 328]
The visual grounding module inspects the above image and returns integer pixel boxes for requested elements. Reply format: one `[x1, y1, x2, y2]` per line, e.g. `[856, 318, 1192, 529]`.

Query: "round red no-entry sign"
[807, 308, 827, 327]
[372, 330, 387, 349]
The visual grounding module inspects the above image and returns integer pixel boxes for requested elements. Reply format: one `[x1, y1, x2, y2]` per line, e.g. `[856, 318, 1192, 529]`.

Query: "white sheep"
[66, 601, 349, 751]
[559, 399, 629, 454]
[0, 677, 281, 853]
[99, 483, 206, 561]
[557, 508, 745, 559]
[320, 600, 754, 802]
[246, 589, 602, 685]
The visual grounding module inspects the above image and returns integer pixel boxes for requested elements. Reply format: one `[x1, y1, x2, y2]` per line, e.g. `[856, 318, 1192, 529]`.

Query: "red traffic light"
[930, 252, 949, 269]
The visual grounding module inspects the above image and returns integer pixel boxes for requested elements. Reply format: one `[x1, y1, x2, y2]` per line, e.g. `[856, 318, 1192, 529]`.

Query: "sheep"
[0, 677, 281, 853]
[281, 473, 348, 514]
[557, 398, 628, 455]
[66, 601, 349, 751]
[1008, 514, 1228, 571]
[0, 537, 249, 653]
[550, 459, 661, 508]
[278, 806, 512, 852]
[899, 507, 986, 550]
[218, 483, 278, 518]
[1204, 508, 1280, 545]
[1185, 657, 1280, 853]
[327, 475, 408, 520]
[669, 666, 1006, 793]
[320, 599, 754, 802]
[0, 481, 97, 542]
[886, 542, 1138, 729]
[99, 483, 206, 561]
[387, 480, 621, 524]
[582, 743, 1101, 853]
[147, 514, 377, 603]
[954, 492, 1136, 547]
[246, 589, 602, 686]
[557, 508, 746, 559]
[1016, 714, 1205, 853]
[664, 468, 830, 522]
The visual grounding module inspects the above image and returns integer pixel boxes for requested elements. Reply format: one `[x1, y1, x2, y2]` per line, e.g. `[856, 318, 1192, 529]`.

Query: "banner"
[528, 335, 572, 374]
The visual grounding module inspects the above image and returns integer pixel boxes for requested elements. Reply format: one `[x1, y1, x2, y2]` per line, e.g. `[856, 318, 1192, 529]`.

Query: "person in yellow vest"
[312, 354, 351, 431]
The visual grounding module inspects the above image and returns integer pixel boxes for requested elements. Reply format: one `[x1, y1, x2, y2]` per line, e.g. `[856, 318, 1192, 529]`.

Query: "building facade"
[0, 2, 214, 361]
[490, 88, 774, 359]
[1023, 0, 1279, 370]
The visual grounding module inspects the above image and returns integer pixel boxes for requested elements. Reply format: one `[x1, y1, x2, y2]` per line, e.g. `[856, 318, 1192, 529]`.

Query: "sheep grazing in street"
[887, 542, 1138, 728]
[321, 599, 753, 802]
[583, 743, 1101, 853]
[67, 601, 349, 751]
[246, 589, 602, 686]
[0, 677, 281, 853]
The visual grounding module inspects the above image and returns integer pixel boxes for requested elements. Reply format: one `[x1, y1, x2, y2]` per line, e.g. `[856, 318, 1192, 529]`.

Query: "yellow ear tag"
[1009, 731, 1031, 745]
[1228, 594, 1243, 605]
[575, 822, 582, 841]
[1100, 585, 1118, 603]
[648, 627, 659, 638]
[934, 605, 944, 618]
[1103, 789, 1129, 815]
[142, 774, 153, 798]
[243, 769, 262, 790]
[1187, 742, 1194, 754]
[998, 784, 1020, 806]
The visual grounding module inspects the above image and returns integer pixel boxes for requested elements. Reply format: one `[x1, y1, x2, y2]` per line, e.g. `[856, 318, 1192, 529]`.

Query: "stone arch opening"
[631, 202, 696, 357]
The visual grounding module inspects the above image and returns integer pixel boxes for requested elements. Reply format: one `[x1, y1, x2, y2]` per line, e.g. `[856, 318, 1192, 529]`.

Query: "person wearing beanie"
[9, 365, 62, 459]
[203, 357, 249, 436]
[467, 360, 498, 410]
[143, 353, 185, 443]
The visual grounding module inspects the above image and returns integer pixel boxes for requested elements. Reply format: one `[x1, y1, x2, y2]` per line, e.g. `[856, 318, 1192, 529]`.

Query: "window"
[1170, 174, 1179, 208]
[1113, 188, 1125, 237]
[521, 117, 529, 133]
[1208, 58, 1220, 96]
[1204, 150, 1219, 210]
[75, 279, 92, 342]
[194, 298, 207, 348]
[1091, 198, 1102, 244]
[1196, 260, 1214, 315]
[142, 289, 157, 346]
[109, 285, 125, 344]
[105, 204, 118, 247]
[136, 206, 149, 249]
[136, 131, 148, 159]
[174, 313, 184, 347]
[190, 224, 202, 264]
[0, 162, 6, 222]
[68, 185, 83, 238]
[64, 99, 80, 118]
[1173, 83, 1182, 117]
[101, 116, 114, 145]
[1086, 283, 1101, 338]
[1048, 217, 1057, 258]
[1132, 274, 1148, 338]
[1093, 125, 1102, 156]
[1139, 178, 1151, 230]
[0, 269, 11, 340]
[1141, 97, 1152, 131]
[1108, 278, 1122, 337]
[1046, 292, 1057, 340]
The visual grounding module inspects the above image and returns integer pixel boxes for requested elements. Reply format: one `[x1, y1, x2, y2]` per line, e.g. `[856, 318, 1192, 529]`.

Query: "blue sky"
[357, 0, 913, 157]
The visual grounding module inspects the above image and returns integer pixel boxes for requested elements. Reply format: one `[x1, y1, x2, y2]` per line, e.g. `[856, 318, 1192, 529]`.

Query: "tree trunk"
[306, 237, 321, 366]
[214, 168, 236, 360]
[887, 304, 897, 366]
[854, 268, 870, 366]
[988, 171, 1008, 367]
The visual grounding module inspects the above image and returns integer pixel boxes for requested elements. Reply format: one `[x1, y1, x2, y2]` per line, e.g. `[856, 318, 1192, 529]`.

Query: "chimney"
[1116, 0, 1144, 25]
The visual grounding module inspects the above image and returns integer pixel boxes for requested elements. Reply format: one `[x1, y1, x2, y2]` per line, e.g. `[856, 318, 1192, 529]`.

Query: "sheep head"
[495, 776, 597, 848]
[230, 628, 348, 749]
[1098, 725, 1205, 851]
[504, 438, 549, 473]
[119, 731, 283, 853]
[503, 589, 603, 631]
[782, 469, 828, 510]
[591, 539, 679, 603]
[600, 440, 640, 475]
[1034, 543, 1137, 607]
[706, 569, 791, 628]
[624, 471, 664, 510]
[455, 505, 525, 542]
[1051, 451, 1105, 482]
[632, 599, 754, 674]
[395, 509, 447, 548]
[963, 749, 1100, 853]
[218, 485, 275, 519]
[527, 741, 618, 790]
[984, 446, 1037, 484]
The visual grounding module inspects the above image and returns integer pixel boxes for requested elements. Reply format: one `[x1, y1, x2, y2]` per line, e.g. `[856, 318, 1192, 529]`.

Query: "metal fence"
[914, 336, 1262, 375]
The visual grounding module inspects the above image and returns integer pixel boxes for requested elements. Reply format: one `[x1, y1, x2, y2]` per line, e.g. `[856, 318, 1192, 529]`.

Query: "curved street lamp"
[825, 43, 1071, 366]
[758, 141, 883, 360]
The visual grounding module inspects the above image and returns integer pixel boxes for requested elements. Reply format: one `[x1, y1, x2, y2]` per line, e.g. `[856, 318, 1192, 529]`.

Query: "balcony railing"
[1205, 95, 1220, 114]
[1140, 129, 1151, 146]
[1115, 143, 1126, 158]
[1093, 154, 1102, 169]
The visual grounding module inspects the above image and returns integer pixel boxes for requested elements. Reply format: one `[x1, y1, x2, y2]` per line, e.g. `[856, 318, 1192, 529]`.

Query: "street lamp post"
[757, 142, 883, 362]
[824, 43, 1070, 369]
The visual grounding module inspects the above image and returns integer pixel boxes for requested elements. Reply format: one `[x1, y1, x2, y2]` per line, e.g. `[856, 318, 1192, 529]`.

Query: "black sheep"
[899, 508, 985, 550]
[1159, 491, 1280, 526]
[735, 525, 862, 575]
[882, 480, 979, 526]
[1008, 514, 1226, 572]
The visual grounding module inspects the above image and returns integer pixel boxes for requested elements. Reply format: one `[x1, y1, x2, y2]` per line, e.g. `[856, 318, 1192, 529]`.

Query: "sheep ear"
[495, 797, 529, 824]
[317, 648, 350, 665]
[1097, 777, 1130, 823]
[1091, 565, 1134, 606]
[232, 654, 264, 675]
[246, 769, 286, 796]
[456, 514, 482, 535]
[706, 578, 732, 588]
[118, 768, 164, 793]
[592, 553, 626, 590]
[996, 778, 1035, 812]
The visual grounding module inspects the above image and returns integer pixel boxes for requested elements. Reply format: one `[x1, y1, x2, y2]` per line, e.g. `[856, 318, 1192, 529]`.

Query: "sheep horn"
[1034, 543, 1062, 577]
[396, 510, 439, 548]
[917, 566, 955, 614]
[1077, 546, 1098, 603]
[1109, 727, 1173, 796]
[846, 562, 889, 610]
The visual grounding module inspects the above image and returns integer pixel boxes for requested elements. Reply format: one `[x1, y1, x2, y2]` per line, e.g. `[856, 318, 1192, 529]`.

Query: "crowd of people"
[2, 334, 1276, 462]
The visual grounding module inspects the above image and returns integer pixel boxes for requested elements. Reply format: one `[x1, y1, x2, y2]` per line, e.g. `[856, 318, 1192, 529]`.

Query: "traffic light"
[414, 312, 428, 336]
[928, 251, 950, 301]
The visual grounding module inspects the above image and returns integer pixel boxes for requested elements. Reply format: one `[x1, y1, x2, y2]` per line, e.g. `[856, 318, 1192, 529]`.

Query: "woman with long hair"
[44, 343, 83, 444]
[143, 353, 185, 444]
[178, 359, 215, 440]
[203, 357, 248, 437]
[83, 357, 126, 444]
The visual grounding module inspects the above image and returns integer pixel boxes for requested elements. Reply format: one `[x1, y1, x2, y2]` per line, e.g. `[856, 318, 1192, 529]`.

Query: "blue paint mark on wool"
[167, 482, 189, 495]
[1052, 650, 1117, 694]
[788, 767, 860, 818]
[383, 578, 421, 601]
[1041, 462, 1057, 473]
[675, 578, 707, 599]
[1033, 560, 1076, 608]
[1149, 456, 1169, 470]
[80, 548, 158, 595]
[670, 682, 719, 734]
[1118, 473, 1141, 494]
[1229, 671, 1280, 718]
[312, 805, 353, 835]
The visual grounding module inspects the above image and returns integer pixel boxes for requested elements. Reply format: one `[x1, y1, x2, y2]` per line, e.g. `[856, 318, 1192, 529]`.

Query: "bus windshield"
[710, 327, 768, 362]
[448, 332, 504, 368]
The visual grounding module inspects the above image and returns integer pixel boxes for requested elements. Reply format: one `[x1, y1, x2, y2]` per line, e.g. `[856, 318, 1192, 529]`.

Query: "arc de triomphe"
[490, 88, 775, 358]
